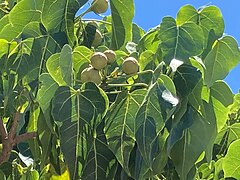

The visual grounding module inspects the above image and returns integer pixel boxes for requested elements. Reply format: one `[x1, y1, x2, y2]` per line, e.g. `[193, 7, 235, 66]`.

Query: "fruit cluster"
[80, 0, 140, 85]
[80, 50, 140, 85]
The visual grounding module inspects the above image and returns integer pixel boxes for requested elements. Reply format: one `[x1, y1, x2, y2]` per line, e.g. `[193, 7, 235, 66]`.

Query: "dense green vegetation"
[0, 0, 239, 179]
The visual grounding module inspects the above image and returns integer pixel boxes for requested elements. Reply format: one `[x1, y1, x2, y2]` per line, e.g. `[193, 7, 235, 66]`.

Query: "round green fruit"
[81, 66, 102, 85]
[91, 0, 108, 14]
[90, 52, 108, 70]
[104, 50, 116, 64]
[92, 29, 103, 47]
[122, 57, 139, 75]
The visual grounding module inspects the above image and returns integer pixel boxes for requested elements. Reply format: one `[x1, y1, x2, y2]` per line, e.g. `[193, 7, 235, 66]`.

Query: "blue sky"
[82, 1, 240, 93]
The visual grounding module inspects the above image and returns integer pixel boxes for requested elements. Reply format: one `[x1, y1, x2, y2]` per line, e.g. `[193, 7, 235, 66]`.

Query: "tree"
[0, 0, 239, 179]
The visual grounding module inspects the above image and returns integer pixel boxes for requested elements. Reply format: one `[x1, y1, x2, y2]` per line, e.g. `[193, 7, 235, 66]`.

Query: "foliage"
[0, 0, 239, 179]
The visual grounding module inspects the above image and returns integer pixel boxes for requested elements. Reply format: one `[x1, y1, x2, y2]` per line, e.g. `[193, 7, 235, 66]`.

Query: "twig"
[9, 112, 20, 140]
[14, 132, 37, 144]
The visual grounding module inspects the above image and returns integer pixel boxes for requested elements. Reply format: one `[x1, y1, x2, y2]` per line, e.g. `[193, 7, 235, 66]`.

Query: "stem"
[75, 0, 102, 20]
[107, 83, 148, 88]
[107, 69, 154, 81]
[9, 112, 20, 140]
[105, 91, 122, 95]
[82, 19, 112, 25]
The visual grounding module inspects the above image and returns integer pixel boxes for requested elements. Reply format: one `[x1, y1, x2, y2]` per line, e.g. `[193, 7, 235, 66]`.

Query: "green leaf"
[137, 27, 160, 53]
[132, 23, 145, 44]
[204, 36, 240, 87]
[0, 0, 42, 41]
[104, 89, 146, 175]
[173, 64, 202, 97]
[169, 106, 212, 180]
[216, 123, 240, 148]
[81, 123, 118, 180]
[110, 0, 134, 50]
[52, 83, 109, 179]
[37, 73, 58, 130]
[59, 44, 73, 86]
[176, 5, 224, 38]
[72, 46, 92, 76]
[210, 81, 233, 132]
[211, 81, 233, 107]
[223, 139, 240, 179]
[139, 50, 155, 71]
[46, 44, 73, 86]
[158, 17, 204, 64]
[37, 111, 52, 169]
[24, 36, 62, 84]
[27, 104, 41, 161]
[188, 79, 205, 116]
[41, 0, 87, 46]
[135, 81, 178, 176]
[0, 39, 17, 59]
[159, 74, 176, 96]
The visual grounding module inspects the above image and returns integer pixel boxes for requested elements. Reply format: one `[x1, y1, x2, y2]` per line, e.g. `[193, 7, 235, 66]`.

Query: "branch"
[0, 112, 37, 165]
[9, 112, 20, 140]
[14, 132, 37, 144]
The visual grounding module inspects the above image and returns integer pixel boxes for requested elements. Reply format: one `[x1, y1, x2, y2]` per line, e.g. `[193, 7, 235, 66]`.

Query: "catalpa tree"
[0, 0, 239, 179]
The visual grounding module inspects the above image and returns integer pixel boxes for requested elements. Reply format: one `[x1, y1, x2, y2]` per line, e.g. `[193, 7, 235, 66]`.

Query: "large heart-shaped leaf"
[135, 81, 178, 178]
[176, 5, 224, 38]
[0, 0, 42, 41]
[158, 17, 204, 64]
[104, 89, 146, 175]
[52, 83, 109, 179]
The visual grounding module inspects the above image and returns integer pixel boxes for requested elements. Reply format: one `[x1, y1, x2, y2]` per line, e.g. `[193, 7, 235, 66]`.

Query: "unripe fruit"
[91, 0, 108, 14]
[90, 52, 108, 70]
[104, 50, 116, 64]
[81, 66, 102, 85]
[92, 29, 103, 47]
[122, 57, 139, 75]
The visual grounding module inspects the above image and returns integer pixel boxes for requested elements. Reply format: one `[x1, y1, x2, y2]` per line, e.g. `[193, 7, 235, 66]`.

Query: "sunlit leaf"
[204, 36, 240, 87]
[223, 139, 240, 179]
[110, 0, 134, 50]
[158, 17, 204, 64]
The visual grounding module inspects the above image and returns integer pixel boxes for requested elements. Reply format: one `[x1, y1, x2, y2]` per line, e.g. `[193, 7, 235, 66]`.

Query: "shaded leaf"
[169, 106, 213, 180]
[52, 83, 109, 179]
[173, 64, 202, 97]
